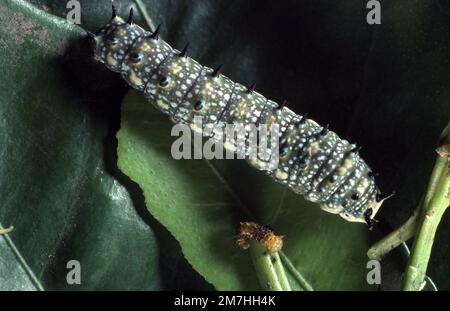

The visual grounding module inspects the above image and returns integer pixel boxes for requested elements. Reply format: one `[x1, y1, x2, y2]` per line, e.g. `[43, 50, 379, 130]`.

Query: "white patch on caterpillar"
[141, 42, 151, 50]
[129, 70, 143, 86]
[338, 157, 353, 175]
[235, 100, 247, 119]
[339, 211, 366, 223]
[320, 204, 344, 214]
[266, 115, 277, 127]
[170, 62, 182, 74]
[223, 141, 236, 152]
[189, 123, 203, 134]
[201, 82, 213, 96]
[356, 178, 370, 194]
[249, 158, 267, 170]
[308, 141, 321, 156]
[107, 53, 117, 66]
[157, 100, 169, 110]
[283, 107, 295, 114]
[275, 169, 288, 180]
[307, 119, 320, 126]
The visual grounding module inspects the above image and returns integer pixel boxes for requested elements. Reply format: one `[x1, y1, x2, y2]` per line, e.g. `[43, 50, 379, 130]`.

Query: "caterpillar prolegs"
[88, 6, 394, 229]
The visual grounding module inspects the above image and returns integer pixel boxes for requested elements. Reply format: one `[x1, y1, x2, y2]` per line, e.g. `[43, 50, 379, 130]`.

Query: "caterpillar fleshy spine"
[88, 6, 394, 229]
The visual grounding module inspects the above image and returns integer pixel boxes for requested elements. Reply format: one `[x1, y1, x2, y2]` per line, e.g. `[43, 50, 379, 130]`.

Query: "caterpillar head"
[338, 190, 395, 230]
[88, 7, 145, 72]
[321, 167, 394, 230]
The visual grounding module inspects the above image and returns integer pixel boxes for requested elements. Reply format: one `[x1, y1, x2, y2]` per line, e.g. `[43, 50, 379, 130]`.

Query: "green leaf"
[0, 0, 166, 290]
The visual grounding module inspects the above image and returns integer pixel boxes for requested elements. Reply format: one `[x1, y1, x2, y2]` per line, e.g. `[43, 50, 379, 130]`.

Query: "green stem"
[249, 241, 291, 291]
[0, 225, 14, 235]
[368, 120, 450, 265]
[271, 252, 292, 291]
[367, 199, 421, 261]
[133, 0, 156, 32]
[402, 155, 449, 291]
[279, 251, 314, 291]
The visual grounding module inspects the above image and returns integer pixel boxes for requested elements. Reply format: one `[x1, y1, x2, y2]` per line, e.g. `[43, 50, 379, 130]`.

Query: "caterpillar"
[87, 6, 394, 229]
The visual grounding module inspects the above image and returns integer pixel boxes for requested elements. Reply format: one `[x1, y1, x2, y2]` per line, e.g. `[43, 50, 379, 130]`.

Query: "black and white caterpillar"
[87, 6, 393, 229]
